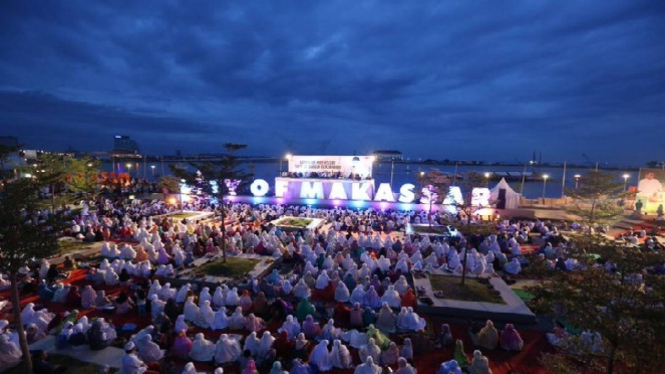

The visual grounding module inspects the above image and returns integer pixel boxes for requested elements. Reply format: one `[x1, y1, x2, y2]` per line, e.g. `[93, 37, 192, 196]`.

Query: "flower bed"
[429, 274, 505, 304]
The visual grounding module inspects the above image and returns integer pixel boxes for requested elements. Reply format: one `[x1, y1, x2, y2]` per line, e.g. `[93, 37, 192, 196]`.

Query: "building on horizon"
[112, 135, 141, 156]
[373, 150, 403, 161]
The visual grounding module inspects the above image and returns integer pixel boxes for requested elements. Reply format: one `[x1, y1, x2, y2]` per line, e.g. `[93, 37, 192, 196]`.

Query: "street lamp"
[151, 165, 156, 178]
[126, 163, 132, 177]
[622, 173, 629, 191]
[574, 174, 581, 189]
[281, 153, 292, 175]
[542, 174, 549, 198]
[484, 172, 491, 187]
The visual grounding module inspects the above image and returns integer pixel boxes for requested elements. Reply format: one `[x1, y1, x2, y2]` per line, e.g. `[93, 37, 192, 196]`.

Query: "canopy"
[490, 178, 521, 209]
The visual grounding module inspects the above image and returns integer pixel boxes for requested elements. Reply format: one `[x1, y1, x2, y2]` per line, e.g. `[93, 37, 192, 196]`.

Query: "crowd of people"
[1, 196, 662, 373]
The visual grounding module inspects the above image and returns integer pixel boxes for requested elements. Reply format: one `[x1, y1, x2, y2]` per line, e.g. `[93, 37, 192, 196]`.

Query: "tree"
[564, 170, 625, 233]
[415, 170, 451, 226]
[0, 143, 21, 182]
[527, 235, 665, 374]
[32, 155, 102, 211]
[0, 178, 70, 373]
[172, 143, 252, 262]
[445, 171, 492, 285]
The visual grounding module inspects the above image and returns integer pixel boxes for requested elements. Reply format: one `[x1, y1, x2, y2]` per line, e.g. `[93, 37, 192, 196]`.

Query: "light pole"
[622, 173, 629, 191]
[452, 161, 459, 186]
[542, 174, 549, 198]
[126, 163, 132, 178]
[484, 172, 490, 187]
[151, 165, 156, 178]
[281, 153, 292, 175]
[574, 174, 581, 189]
[390, 158, 395, 188]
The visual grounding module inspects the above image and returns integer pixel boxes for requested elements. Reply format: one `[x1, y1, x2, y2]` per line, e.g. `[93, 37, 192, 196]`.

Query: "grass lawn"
[4, 354, 101, 374]
[275, 217, 313, 228]
[194, 257, 260, 278]
[58, 239, 93, 254]
[169, 212, 200, 220]
[429, 274, 506, 304]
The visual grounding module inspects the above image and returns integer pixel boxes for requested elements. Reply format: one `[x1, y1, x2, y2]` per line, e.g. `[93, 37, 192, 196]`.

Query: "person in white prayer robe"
[349, 285, 366, 305]
[309, 339, 333, 371]
[334, 281, 350, 302]
[257, 331, 275, 360]
[198, 287, 212, 307]
[293, 278, 311, 299]
[160, 283, 176, 301]
[320, 319, 342, 341]
[330, 339, 353, 369]
[136, 334, 165, 364]
[104, 268, 120, 286]
[214, 334, 242, 365]
[401, 307, 426, 332]
[21, 303, 37, 326]
[225, 287, 240, 306]
[243, 331, 261, 356]
[393, 276, 410, 296]
[212, 287, 226, 308]
[395, 258, 410, 274]
[0, 334, 21, 369]
[503, 258, 521, 275]
[281, 280, 293, 296]
[120, 244, 137, 260]
[359, 338, 381, 363]
[212, 307, 229, 331]
[175, 315, 189, 333]
[380, 285, 401, 309]
[148, 280, 162, 300]
[278, 315, 301, 339]
[176, 284, 191, 304]
[354, 356, 382, 374]
[315, 270, 331, 290]
[189, 333, 215, 362]
[229, 307, 246, 330]
[197, 300, 215, 328]
[121, 342, 148, 374]
[183, 296, 200, 323]
[150, 295, 166, 321]
[181, 362, 203, 374]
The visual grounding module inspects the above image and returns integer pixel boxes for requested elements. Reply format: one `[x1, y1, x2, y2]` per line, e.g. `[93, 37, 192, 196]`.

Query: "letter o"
[250, 179, 269, 197]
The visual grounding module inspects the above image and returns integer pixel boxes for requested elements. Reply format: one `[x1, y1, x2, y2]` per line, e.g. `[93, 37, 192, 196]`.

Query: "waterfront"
[100, 159, 639, 200]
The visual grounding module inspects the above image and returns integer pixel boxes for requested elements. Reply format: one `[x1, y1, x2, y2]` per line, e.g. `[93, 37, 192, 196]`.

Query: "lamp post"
[151, 165, 156, 178]
[484, 172, 490, 187]
[281, 153, 292, 175]
[126, 163, 132, 178]
[390, 158, 395, 188]
[622, 173, 629, 192]
[574, 174, 581, 189]
[542, 174, 549, 198]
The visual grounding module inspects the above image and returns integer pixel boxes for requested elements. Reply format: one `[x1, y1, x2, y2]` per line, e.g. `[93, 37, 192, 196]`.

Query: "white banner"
[288, 156, 373, 178]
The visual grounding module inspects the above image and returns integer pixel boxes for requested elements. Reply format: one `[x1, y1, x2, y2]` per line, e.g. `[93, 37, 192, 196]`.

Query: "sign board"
[288, 156, 373, 178]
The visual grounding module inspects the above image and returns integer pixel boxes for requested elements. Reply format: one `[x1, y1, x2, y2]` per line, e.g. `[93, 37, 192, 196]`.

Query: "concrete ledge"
[414, 273, 537, 324]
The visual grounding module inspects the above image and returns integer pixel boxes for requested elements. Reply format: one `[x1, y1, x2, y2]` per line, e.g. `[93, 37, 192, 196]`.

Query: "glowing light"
[167, 198, 176, 204]
[250, 179, 269, 196]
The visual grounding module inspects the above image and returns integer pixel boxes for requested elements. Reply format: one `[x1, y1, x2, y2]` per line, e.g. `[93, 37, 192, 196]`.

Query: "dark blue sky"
[1, 1, 664, 166]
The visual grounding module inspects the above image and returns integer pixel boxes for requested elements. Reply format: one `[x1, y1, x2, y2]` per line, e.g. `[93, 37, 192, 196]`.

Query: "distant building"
[0, 136, 19, 148]
[373, 150, 403, 161]
[112, 135, 140, 155]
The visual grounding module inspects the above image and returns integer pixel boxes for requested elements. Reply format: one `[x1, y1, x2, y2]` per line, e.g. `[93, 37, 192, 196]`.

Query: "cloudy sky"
[1, 1, 664, 165]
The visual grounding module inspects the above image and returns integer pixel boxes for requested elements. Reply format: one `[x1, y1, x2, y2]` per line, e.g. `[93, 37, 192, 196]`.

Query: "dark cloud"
[0, 0, 664, 165]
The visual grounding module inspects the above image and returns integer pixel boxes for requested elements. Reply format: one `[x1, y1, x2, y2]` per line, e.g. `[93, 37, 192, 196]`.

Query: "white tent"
[490, 178, 521, 209]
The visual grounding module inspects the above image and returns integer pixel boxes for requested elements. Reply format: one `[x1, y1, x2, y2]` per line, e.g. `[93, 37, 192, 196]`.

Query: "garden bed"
[429, 274, 505, 304]
[193, 257, 260, 278]
[58, 238, 93, 254]
[168, 212, 201, 220]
